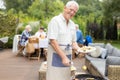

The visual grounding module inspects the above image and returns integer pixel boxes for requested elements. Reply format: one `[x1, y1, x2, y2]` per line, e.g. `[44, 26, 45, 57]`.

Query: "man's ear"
[64, 6, 67, 10]
[64, 6, 68, 12]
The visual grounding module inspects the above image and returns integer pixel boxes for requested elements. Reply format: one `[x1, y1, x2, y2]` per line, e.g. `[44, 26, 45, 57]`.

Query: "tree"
[61, 0, 69, 4]
[99, 21, 104, 39]
[102, 0, 120, 19]
[75, 0, 102, 17]
[0, 11, 17, 48]
[102, 0, 120, 40]
[112, 19, 118, 40]
[4, 0, 34, 13]
[28, 0, 64, 25]
[0, 11, 17, 37]
[4, 0, 104, 40]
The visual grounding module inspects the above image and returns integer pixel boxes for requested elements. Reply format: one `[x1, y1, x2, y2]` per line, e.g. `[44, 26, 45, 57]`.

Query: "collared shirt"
[20, 30, 31, 46]
[35, 31, 46, 38]
[47, 14, 76, 45]
[76, 29, 84, 44]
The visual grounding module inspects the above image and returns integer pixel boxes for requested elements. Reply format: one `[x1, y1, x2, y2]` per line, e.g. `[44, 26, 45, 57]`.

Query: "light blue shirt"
[76, 29, 84, 44]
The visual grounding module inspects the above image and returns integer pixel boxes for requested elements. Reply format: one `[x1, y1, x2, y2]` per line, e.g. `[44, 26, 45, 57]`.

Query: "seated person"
[76, 24, 84, 47]
[17, 25, 32, 56]
[20, 25, 32, 46]
[35, 27, 47, 58]
[72, 24, 84, 59]
[84, 35, 92, 46]
[35, 27, 46, 39]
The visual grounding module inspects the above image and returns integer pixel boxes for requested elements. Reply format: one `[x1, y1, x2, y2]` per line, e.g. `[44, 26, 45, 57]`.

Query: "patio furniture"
[0, 37, 9, 44]
[27, 37, 40, 61]
[0, 40, 4, 50]
[75, 74, 105, 80]
[85, 43, 120, 80]
[12, 35, 21, 53]
[33, 38, 48, 61]
[13, 35, 48, 60]
[15, 35, 25, 56]
[0, 37, 9, 50]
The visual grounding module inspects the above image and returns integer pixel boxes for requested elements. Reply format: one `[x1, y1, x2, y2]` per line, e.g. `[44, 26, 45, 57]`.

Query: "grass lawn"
[94, 40, 120, 49]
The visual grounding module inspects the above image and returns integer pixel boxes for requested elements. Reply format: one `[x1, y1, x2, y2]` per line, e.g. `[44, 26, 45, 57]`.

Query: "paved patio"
[0, 49, 86, 80]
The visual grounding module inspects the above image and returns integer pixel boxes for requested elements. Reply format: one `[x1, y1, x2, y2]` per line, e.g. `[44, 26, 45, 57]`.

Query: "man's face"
[27, 27, 31, 32]
[39, 29, 43, 32]
[28, 28, 32, 32]
[64, 4, 78, 20]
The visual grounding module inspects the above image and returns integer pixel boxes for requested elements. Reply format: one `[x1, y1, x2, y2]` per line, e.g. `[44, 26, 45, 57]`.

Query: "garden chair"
[0, 37, 9, 50]
[27, 37, 41, 61]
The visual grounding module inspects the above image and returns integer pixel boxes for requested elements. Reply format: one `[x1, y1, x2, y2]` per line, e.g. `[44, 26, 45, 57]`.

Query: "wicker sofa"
[85, 43, 120, 80]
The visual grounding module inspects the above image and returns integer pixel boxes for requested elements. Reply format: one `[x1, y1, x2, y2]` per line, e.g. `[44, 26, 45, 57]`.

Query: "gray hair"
[75, 24, 79, 28]
[25, 25, 32, 31]
[66, 1, 79, 10]
[25, 25, 31, 29]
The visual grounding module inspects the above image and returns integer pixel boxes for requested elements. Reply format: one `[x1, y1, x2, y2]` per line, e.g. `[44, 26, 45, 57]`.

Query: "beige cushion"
[90, 46, 102, 58]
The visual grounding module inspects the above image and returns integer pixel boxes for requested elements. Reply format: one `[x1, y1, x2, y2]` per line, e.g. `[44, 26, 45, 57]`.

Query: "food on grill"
[71, 65, 76, 71]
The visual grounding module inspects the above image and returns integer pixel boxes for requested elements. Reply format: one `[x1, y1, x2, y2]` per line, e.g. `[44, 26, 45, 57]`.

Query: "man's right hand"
[62, 56, 71, 67]
[50, 39, 71, 67]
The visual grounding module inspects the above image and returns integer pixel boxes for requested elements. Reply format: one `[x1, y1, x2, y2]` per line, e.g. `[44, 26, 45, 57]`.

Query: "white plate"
[79, 46, 96, 53]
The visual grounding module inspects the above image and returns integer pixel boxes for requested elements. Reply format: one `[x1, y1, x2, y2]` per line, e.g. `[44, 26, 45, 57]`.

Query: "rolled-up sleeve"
[47, 18, 59, 40]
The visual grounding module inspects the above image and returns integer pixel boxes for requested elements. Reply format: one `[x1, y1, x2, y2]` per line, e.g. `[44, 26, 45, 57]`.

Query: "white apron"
[46, 44, 72, 80]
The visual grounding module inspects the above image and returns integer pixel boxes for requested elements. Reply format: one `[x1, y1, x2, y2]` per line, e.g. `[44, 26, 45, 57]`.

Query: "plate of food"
[78, 46, 96, 53]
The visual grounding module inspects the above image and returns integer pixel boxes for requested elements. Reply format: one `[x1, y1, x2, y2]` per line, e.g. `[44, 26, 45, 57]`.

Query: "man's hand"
[62, 56, 71, 67]
[50, 39, 71, 67]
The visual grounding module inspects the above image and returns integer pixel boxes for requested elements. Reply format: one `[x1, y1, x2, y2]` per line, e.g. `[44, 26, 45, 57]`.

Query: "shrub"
[0, 11, 17, 48]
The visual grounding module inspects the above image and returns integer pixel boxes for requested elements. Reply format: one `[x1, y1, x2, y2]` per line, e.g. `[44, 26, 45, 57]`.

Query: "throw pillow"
[100, 48, 107, 59]
[90, 46, 102, 58]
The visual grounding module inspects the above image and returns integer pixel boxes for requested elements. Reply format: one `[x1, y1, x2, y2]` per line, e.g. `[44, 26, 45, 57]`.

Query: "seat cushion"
[106, 56, 120, 65]
[111, 48, 120, 57]
[91, 60, 106, 76]
[85, 55, 105, 61]
[106, 56, 120, 76]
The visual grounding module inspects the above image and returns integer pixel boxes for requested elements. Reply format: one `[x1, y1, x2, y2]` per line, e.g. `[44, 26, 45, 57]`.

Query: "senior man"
[47, 1, 81, 80]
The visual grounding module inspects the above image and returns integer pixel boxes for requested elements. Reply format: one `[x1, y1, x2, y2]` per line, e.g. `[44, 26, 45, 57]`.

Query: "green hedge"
[0, 11, 17, 48]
